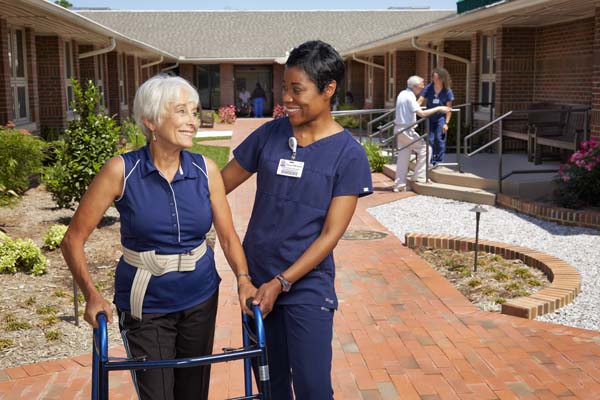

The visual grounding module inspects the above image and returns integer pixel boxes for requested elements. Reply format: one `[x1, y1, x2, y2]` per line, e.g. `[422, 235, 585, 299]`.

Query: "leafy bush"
[43, 224, 68, 250]
[218, 105, 236, 124]
[555, 141, 600, 209]
[0, 235, 47, 275]
[0, 126, 45, 199]
[121, 117, 146, 151]
[272, 104, 286, 119]
[334, 104, 359, 129]
[362, 141, 386, 173]
[44, 79, 120, 209]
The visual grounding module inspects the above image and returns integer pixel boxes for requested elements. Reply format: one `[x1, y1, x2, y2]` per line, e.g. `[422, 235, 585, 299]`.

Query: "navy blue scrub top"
[233, 117, 373, 309]
[421, 83, 455, 122]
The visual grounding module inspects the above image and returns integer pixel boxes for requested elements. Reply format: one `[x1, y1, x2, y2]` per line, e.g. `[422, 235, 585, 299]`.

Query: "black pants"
[117, 291, 219, 400]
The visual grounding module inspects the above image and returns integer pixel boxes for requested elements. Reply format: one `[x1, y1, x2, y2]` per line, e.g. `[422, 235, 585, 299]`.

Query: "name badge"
[277, 159, 304, 178]
[433, 98, 440, 104]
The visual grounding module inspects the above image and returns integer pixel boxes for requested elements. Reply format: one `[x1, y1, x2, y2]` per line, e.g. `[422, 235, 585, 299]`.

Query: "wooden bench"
[532, 106, 589, 164]
[502, 103, 589, 164]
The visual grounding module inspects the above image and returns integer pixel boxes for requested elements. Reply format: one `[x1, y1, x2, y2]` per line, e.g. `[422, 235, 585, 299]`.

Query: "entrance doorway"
[195, 65, 220, 110]
[234, 65, 272, 117]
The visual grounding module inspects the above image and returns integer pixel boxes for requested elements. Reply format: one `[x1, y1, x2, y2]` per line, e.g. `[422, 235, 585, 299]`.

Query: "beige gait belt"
[122, 242, 207, 320]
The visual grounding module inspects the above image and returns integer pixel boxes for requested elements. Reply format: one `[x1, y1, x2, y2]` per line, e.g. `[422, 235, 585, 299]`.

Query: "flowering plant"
[272, 104, 286, 119]
[556, 140, 600, 208]
[218, 105, 237, 124]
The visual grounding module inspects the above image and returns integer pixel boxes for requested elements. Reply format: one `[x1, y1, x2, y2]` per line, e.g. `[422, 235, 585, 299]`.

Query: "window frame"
[367, 56, 374, 101]
[479, 34, 496, 114]
[387, 51, 396, 103]
[95, 53, 106, 109]
[64, 40, 75, 114]
[117, 53, 127, 109]
[7, 27, 29, 123]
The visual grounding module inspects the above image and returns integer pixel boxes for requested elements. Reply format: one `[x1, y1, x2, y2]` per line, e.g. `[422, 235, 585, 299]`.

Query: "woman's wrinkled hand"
[237, 279, 258, 315]
[84, 291, 113, 328]
[252, 279, 282, 318]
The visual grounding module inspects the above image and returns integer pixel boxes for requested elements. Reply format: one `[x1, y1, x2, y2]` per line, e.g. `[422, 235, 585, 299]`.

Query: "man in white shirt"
[238, 87, 251, 105]
[394, 75, 451, 192]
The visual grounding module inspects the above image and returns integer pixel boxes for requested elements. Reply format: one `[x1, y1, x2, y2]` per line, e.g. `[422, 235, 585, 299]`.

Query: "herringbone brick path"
[1, 119, 600, 399]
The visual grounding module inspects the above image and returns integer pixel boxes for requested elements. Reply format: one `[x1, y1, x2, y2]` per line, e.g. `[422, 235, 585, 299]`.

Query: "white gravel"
[368, 195, 600, 331]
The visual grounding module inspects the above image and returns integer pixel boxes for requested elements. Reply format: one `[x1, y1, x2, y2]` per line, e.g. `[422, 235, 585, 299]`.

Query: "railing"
[331, 108, 392, 141]
[366, 109, 395, 137]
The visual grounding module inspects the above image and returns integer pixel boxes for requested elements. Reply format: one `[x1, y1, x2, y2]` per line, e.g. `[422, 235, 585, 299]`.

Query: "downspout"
[161, 62, 179, 72]
[351, 54, 385, 70]
[142, 56, 164, 70]
[411, 37, 471, 120]
[78, 37, 116, 59]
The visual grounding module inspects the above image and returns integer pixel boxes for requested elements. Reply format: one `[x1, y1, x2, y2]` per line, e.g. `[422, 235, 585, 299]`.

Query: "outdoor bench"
[200, 110, 214, 128]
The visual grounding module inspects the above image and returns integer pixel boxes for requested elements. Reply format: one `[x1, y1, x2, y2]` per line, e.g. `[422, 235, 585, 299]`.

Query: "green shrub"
[44, 79, 120, 209]
[121, 117, 146, 151]
[44, 330, 60, 341]
[556, 141, 600, 209]
[0, 338, 13, 350]
[0, 128, 45, 198]
[0, 236, 47, 275]
[334, 104, 360, 129]
[43, 224, 68, 251]
[362, 141, 386, 173]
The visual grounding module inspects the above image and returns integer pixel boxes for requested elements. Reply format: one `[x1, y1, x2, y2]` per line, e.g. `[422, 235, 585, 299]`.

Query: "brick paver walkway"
[2, 119, 600, 399]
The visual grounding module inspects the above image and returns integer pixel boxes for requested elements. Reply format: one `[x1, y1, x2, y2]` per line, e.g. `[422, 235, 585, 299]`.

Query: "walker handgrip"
[246, 297, 255, 310]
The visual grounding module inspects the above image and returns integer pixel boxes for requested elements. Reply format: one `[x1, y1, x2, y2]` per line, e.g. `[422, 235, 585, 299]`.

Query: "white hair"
[407, 75, 424, 89]
[133, 74, 200, 140]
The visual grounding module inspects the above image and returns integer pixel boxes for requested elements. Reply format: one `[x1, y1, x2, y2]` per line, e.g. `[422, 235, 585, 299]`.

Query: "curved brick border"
[405, 233, 581, 319]
[497, 193, 600, 231]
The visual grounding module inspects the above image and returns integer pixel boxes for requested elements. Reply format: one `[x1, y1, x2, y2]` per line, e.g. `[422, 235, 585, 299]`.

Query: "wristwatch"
[275, 274, 292, 292]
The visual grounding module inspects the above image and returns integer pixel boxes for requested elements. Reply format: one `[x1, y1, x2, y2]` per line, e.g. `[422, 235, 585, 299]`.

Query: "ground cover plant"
[417, 248, 550, 312]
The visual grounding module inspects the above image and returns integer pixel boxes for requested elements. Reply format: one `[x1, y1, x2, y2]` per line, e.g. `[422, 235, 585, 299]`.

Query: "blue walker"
[91, 300, 270, 399]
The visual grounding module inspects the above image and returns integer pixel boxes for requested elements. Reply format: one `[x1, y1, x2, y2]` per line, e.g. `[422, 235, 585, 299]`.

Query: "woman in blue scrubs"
[419, 68, 454, 166]
[221, 40, 373, 399]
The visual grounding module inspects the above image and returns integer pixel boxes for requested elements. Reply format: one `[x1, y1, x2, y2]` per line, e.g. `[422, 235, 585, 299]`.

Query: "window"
[117, 53, 127, 107]
[387, 52, 396, 102]
[367, 57, 373, 100]
[195, 65, 220, 110]
[7, 28, 29, 122]
[95, 54, 106, 108]
[346, 61, 352, 92]
[64, 41, 74, 111]
[479, 34, 496, 110]
[133, 56, 140, 91]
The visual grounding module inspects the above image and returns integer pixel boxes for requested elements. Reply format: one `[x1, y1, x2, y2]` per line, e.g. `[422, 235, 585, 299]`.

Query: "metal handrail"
[366, 109, 395, 136]
[464, 111, 513, 153]
[331, 108, 392, 141]
[369, 120, 394, 139]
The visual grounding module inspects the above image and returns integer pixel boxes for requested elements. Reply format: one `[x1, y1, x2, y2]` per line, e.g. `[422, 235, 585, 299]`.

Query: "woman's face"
[432, 72, 442, 85]
[282, 66, 332, 127]
[153, 88, 198, 149]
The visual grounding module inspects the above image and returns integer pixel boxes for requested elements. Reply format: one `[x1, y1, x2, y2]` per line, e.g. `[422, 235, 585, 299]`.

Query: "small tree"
[54, 0, 73, 8]
[45, 79, 120, 209]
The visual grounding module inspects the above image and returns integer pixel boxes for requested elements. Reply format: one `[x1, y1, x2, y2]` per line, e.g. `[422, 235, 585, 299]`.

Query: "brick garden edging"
[405, 233, 581, 319]
[496, 193, 600, 231]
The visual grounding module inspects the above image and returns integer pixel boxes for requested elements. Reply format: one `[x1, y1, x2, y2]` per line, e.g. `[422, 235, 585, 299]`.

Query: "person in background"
[394, 75, 451, 192]
[238, 87, 252, 116]
[221, 40, 373, 399]
[418, 67, 454, 166]
[251, 83, 266, 118]
[61, 75, 256, 400]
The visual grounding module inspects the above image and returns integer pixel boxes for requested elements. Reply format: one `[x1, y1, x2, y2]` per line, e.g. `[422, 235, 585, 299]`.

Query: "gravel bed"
[368, 195, 600, 331]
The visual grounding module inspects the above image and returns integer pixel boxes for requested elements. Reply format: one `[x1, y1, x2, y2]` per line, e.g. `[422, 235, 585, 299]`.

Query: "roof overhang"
[342, 0, 596, 56]
[2, 0, 177, 60]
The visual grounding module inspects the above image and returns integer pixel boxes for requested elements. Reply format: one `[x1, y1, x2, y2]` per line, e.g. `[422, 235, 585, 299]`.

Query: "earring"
[152, 132, 157, 141]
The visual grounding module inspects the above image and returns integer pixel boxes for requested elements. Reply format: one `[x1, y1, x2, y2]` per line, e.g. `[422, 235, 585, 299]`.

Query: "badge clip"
[288, 137, 298, 160]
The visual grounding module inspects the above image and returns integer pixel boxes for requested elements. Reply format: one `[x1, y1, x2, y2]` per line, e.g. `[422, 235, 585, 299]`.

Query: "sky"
[67, 0, 457, 11]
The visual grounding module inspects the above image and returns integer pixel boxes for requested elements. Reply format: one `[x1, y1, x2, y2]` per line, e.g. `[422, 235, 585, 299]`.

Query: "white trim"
[116, 158, 140, 202]
[192, 160, 209, 182]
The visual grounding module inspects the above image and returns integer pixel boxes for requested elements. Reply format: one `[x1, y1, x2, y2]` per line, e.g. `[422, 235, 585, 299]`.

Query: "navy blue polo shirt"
[233, 117, 373, 310]
[113, 145, 220, 314]
[421, 83, 455, 121]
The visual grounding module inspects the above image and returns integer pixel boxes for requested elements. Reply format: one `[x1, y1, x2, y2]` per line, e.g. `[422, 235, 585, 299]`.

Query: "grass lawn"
[190, 139, 230, 169]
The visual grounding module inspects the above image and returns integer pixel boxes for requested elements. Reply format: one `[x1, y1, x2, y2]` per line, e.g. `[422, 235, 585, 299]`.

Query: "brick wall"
[364, 56, 385, 109]
[220, 63, 234, 106]
[495, 27, 536, 115]
[179, 63, 194, 84]
[533, 18, 593, 106]
[415, 51, 429, 82]
[393, 51, 416, 107]
[470, 33, 480, 107]
[592, 7, 600, 140]
[25, 29, 39, 127]
[443, 40, 470, 105]
[272, 63, 284, 106]
[36, 36, 67, 132]
[126, 55, 135, 117]
[78, 45, 95, 85]
[0, 19, 11, 124]
[106, 51, 120, 120]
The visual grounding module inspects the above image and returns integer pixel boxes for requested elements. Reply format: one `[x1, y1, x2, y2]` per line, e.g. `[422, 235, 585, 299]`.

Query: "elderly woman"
[61, 75, 256, 400]
[221, 40, 373, 399]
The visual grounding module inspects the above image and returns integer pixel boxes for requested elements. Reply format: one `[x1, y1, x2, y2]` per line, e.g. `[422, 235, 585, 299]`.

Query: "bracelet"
[237, 273, 252, 281]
